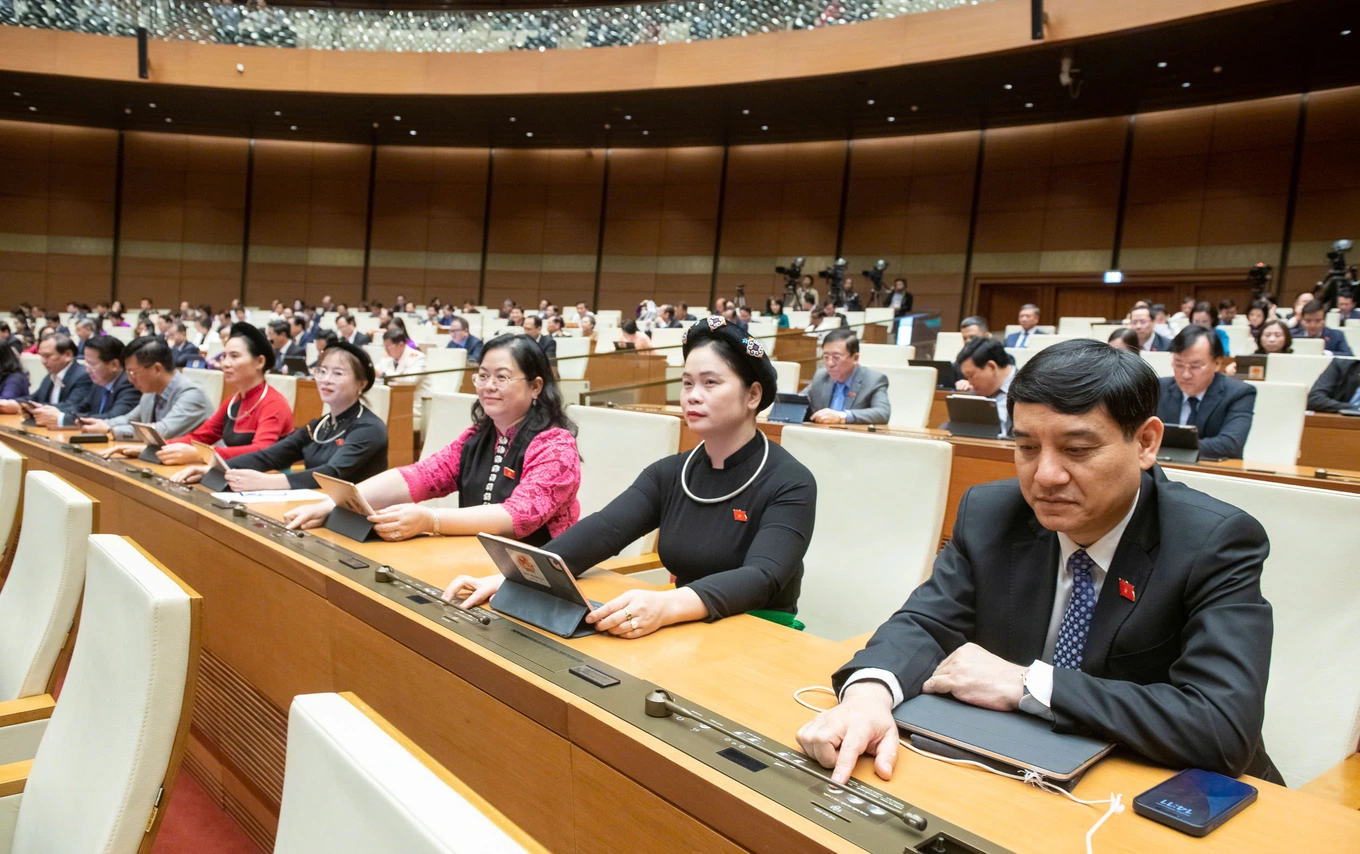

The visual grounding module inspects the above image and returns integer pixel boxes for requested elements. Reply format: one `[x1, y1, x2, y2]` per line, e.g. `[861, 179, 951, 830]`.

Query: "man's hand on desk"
[921, 642, 1025, 712]
[796, 681, 898, 785]
[156, 443, 203, 466]
[0, 400, 18, 414]
[80, 417, 111, 435]
[98, 443, 144, 459]
[169, 465, 207, 484]
[810, 408, 848, 425]
[30, 405, 63, 428]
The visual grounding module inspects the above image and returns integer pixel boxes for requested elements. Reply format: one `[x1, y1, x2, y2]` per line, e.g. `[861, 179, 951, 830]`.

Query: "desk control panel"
[19, 429, 1009, 854]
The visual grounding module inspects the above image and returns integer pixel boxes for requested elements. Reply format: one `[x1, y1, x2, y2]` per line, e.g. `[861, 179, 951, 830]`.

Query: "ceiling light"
[624, 115, 632, 121]
[1024, 102, 1033, 108]
[393, 115, 401, 121]
[509, 116, 516, 122]
[149, 102, 156, 108]
[1182, 82, 1191, 88]
[410, 130, 417, 136]
[642, 130, 649, 135]
[274, 110, 281, 116]
[526, 132, 533, 137]
[866, 99, 874, 105]
[124, 107, 132, 114]
[604, 123, 611, 130]
[1213, 65, 1223, 73]
[11, 92, 19, 97]
[910, 105, 919, 112]
[27, 106, 36, 112]
[742, 109, 750, 115]
[1342, 29, 1352, 36]
[760, 125, 768, 131]
[1157, 62, 1167, 68]
[887, 116, 895, 122]
[1003, 84, 1012, 90]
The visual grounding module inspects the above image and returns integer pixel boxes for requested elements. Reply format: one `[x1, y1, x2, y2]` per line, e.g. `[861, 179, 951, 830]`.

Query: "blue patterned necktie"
[1053, 549, 1098, 670]
[1187, 395, 1200, 428]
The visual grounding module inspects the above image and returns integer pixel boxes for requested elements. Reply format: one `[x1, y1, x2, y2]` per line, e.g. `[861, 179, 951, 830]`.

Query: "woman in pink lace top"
[286, 335, 580, 544]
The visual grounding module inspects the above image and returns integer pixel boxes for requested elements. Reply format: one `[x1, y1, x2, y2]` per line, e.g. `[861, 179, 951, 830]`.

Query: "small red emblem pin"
[1119, 579, 1136, 602]
[504, 467, 517, 480]
[733, 509, 748, 522]
[335, 439, 344, 446]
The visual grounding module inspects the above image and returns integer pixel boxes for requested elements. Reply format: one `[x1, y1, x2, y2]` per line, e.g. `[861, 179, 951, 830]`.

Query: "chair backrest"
[365, 384, 392, 425]
[934, 332, 964, 364]
[18, 354, 44, 390]
[364, 343, 388, 366]
[1004, 348, 1038, 371]
[1024, 333, 1082, 352]
[11, 534, 198, 854]
[273, 692, 536, 854]
[566, 405, 680, 557]
[420, 393, 478, 464]
[1344, 326, 1360, 355]
[1221, 324, 1253, 356]
[107, 326, 135, 344]
[179, 367, 225, 410]
[648, 328, 686, 366]
[786, 310, 811, 328]
[0, 444, 23, 580]
[780, 428, 952, 641]
[1290, 337, 1325, 355]
[857, 343, 911, 368]
[0, 472, 93, 702]
[265, 374, 298, 412]
[1089, 323, 1126, 343]
[595, 310, 622, 328]
[1140, 350, 1174, 378]
[1241, 381, 1307, 467]
[1325, 308, 1340, 328]
[876, 365, 939, 430]
[423, 347, 468, 395]
[1163, 470, 1360, 787]
[305, 341, 319, 365]
[554, 336, 592, 380]
[1264, 353, 1332, 388]
[1056, 317, 1105, 336]
[771, 360, 801, 394]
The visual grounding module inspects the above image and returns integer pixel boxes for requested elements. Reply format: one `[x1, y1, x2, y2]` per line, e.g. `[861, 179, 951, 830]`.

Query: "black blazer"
[171, 341, 202, 368]
[1156, 373, 1255, 460]
[531, 333, 557, 364]
[57, 371, 141, 423]
[834, 469, 1280, 782]
[1145, 332, 1172, 352]
[1307, 358, 1360, 412]
[346, 332, 372, 347]
[22, 362, 92, 409]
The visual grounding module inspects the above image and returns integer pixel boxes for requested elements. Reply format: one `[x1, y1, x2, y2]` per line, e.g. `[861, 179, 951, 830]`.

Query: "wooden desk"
[5, 420, 1358, 854]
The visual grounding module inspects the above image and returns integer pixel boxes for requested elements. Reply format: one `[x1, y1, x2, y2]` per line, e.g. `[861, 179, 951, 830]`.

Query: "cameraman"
[841, 280, 864, 312]
[797, 274, 820, 308]
[888, 278, 913, 316]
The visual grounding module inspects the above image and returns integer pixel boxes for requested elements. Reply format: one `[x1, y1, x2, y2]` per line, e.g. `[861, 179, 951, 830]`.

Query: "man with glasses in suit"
[1157, 325, 1255, 460]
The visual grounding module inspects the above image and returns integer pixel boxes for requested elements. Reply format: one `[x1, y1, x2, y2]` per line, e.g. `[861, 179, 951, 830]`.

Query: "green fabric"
[748, 609, 805, 631]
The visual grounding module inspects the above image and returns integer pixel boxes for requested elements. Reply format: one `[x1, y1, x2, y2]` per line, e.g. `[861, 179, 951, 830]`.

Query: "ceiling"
[2, 0, 1358, 148]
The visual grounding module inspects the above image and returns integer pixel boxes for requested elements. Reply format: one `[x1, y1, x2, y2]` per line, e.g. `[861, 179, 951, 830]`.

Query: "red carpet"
[152, 773, 262, 854]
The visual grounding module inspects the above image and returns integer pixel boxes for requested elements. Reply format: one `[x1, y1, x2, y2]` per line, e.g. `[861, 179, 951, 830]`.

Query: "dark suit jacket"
[346, 332, 372, 347]
[1156, 373, 1255, 460]
[805, 366, 891, 424]
[1144, 332, 1172, 352]
[529, 333, 557, 364]
[1294, 327, 1354, 357]
[448, 334, 484, 364]
[834, 469, 1280, 782]
[1004, 329, 1047, 347]
[171, 341, 202, 368]
[56, 371, 140, 424]
[22, 362, 92, 409]
[1307, 358, 1360, 413]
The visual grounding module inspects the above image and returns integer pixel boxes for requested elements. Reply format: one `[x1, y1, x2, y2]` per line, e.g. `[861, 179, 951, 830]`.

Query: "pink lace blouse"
[399, 424, 581, 539]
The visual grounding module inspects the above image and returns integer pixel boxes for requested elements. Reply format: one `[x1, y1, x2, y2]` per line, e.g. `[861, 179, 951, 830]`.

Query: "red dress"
[169, 381, 294, 460]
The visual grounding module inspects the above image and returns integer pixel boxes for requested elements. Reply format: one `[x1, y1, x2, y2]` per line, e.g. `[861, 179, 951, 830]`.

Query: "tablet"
[767, 392, 811, 424]
[130, 421, 167, 448]
[192, 440, 231, 470]
[313, 473, 377, 517]
[477, 533, 600, 638]
[1158, 423, 1201, 464]
[942, 394, 1005, 440]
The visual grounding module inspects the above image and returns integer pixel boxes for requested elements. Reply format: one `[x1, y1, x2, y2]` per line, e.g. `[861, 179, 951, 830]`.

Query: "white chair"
[648, 328, 686, 366]
[106, 327, 135, 344]
[771, 360, 801, 394]
[0, 445, 23, 582]
[1343, 327, 1360, 355]
[1241, 382, 1307, 467]
[595, 310, 622, 328]
[1140, 350, 1174, 378]
[877, 365, 938, 430]
[554, 337, 591, 381]
[1265, 354, 1332, 389]
[265, 373, 298, 412]
[0, 472, 94, 765]
[786, 310, 811, 329]
[205, 335, 225, 361]
[180, 367, 225, 410]
[1221, 325, 1253, 356]
[1004, 348, 1038, 371]
[0, 534, 199, 853]
[1291, 337, 1325, 356]
[1163, 470, 1360, 787]
[1232, 314, 1250, 327]
[1025, 334, 1082, 352]
[1089, 324, 1126, 343]
[273, 693, 535, 854]
[17, 355, 43, 392]
[566, 405, 680, 558]
[365, 384, 392, 425]
[858, 343, 912, 368]
[780, 428, 951, 641]
[1057, 317, 1105, 337]
[1325, 309, 1341, 329]
[364, 343, 388, 366]
[934, 332, 964, 364]
[306, 342, 319, 365]
[423, 347, 468, 396]
[420, 393, 478, 463]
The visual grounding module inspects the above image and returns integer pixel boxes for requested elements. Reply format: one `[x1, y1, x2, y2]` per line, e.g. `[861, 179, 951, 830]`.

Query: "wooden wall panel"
[1287, 87, 1360, 297]
[484, 148, 603, 313]
[368, 146, 487, 308]
[0, 121, 117, 309]
[598, 146, 721, 316]
[245, 140, 369, 308]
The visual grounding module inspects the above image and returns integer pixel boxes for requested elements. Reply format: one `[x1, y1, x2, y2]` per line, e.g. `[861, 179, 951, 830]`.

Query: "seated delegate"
[32, 335, 141, 427]
[161, 324, 295, 468]
[0, 346, 28, 402]
[955, 338, 1015, 430]
[85, 337, 214, 451]
[805, 328, 890, 425]
[1307, 356, 1360, 413]
[0, 334, 91, 414]
[443, 317, 817, 638]
[797, 339, 1280, 784]
[285, 335, 579, 544]
[213, 341, 387, 490]
[1157, 325, 1255, 460]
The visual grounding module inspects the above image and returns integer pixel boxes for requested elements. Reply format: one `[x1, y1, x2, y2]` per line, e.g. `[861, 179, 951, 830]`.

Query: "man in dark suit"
[1004, 304, 1046, 348]
[1128, 305, 1171, 352]
[168, 322, 203, 368]
[804, 328, 891, 424]
[72, 317, 98, 358]
[1, 334, 92, 413]
[797, 340, 1280, 784]
[446, 317, 483, 364]
[34, 335, 140, 427]
[336, 314, 371, 347]
[1156, 325, 1255, 460]
[956, 338, 1015, 430]
[523, 315, 557, 365]
[266, 320, 305, 372]
[1336, 288, 1360, 323]
[1293, 300, 1354, 356]
[1307, 357, 1360, 412]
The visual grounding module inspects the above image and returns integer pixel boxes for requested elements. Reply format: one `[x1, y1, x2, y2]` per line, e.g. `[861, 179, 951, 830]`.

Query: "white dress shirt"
[993, 368, 1014, 426]
[48, 362, 73, 404]
[1014, 329, 1034, 348]
[843, 491, 1140, 717]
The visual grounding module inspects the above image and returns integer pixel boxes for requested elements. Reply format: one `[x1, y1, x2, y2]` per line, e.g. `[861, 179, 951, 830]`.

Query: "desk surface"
[4, 417, 1358, 854]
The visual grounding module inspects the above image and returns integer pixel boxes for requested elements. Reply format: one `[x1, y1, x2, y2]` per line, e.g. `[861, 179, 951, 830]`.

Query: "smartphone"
[1133, 769, 1257, 837]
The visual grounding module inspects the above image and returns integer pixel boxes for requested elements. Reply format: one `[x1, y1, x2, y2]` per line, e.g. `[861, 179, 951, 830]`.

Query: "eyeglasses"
[822, 352, 849, 365]
[312, 367, 353, 381]
[1171, 360, 1212, 374]
[473, 372, 525, 390]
